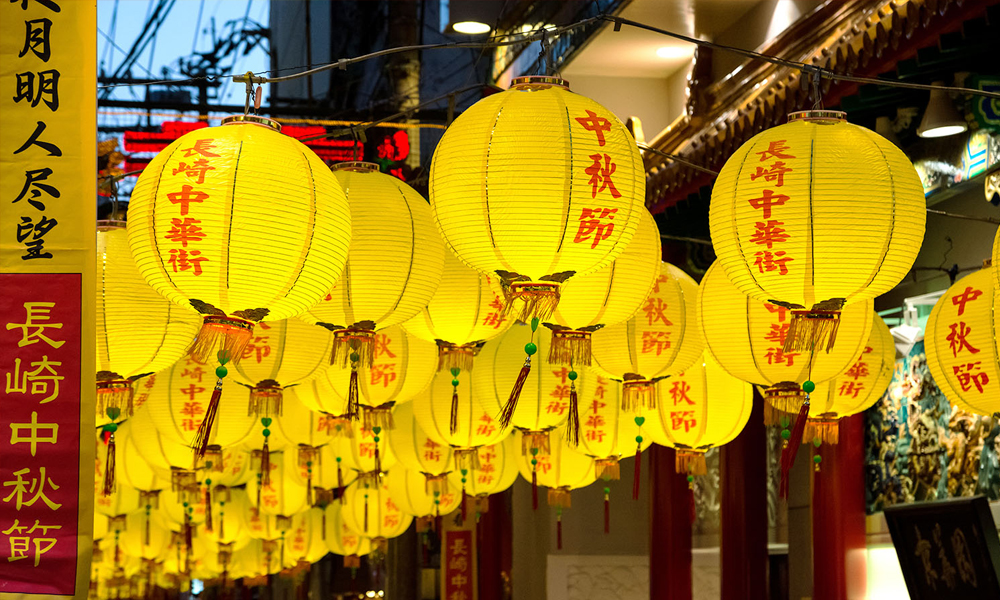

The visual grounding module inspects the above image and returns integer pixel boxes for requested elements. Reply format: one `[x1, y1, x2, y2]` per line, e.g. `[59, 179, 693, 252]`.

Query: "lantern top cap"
[787, 110, 846, 124]
[221, 115, 282, 132]
[510, 76, 570, 91]
[331, 161, 380, 173]
[97, 219, 126, 231]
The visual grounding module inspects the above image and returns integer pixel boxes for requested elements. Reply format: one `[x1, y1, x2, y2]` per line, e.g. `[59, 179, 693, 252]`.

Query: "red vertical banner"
[442, 526, 477, 600]
[0, 274, 82, 594]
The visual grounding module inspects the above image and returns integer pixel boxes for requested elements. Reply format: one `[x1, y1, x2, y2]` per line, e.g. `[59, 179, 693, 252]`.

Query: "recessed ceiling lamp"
[917, 81, 968, 138]
[452, 20, 491, 34]
[655, 45, 692, 59]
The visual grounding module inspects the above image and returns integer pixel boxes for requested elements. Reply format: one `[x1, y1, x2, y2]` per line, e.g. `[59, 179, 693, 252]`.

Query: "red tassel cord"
[194, 379, 224, 457]
[374, 443, 381, 475]
[603, 490, 610, 534]
[260, 437, 271, 487]
[632, 445, 642, 500]
[321, 511, 327, 541]
[461, 485, 468, 524]
[103, 430, 116, 496]
[779, 398, 810, 499]
[204, 485, 213, 532]
[337, 463, 346, 505]
[566, 378, 580, 446]
[556, 510, 563, 550]
[219, 507, 225, 540]
[363, 492, 369, 533]
[346, 368, 360, 421]
[184, 515, 193, 553]
[531, 469, 538, 511]
[145, 510, 151, 545]
[498, 355, 531, 429]
[450, 368, 461, 435]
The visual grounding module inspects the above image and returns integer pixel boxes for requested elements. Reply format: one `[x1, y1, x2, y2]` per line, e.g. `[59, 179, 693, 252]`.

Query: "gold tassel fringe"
[783, 309, 841, 354]
[320, 414, 355, 437]
[764, 382, 806, 425]
[595, 457, 621, 480]
[437, 342, 477, 372]
[547, 487, 572, 509]
[332, 328, 376, 368]
[454, 448, 482, 473]
[424, 473, 449, 496]
[198, 445, 225, 472]
[804, 418, 840, 445]
[675, 450, 708, 475]
[363, 405, 394, 431]
[548, 330, 592, 366]
[521, 430, 551, 456]
[248, 380, 283, 417]
[96, 376, 135, 418]
[501, 282, 561, 322]
[415, 515, 434, 532]
[622, 378, 656, 412]
[188, 315, 255, 366]
[138, 490, 161, 510]
[343, 554, 361, 569]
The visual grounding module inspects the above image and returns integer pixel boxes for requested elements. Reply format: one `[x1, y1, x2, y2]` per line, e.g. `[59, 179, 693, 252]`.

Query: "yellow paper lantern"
[120, 510, 170, 561]
[116, 420, 167, 492]
[323, 503, 372, 561]
[514, 428, 595, 510]
[806, 314, 895, 443]
[446, 437, 519, 505]
[143, 356, 256, 449]
[127, 116, 353, 458]
[430, 76, 645, 321]
[926, 269, 999, 416]
[284, 508, 329, 566]
[474, 323, 587, 451]
[698, 261, 873, 421]
[96, 223, 201, 419]
[709, 110, 924, 349]
[388, 402, 453, 491]
[589, 262, 703, 411]
[384, 468, 463, 519]
[246, 451, 309, 517]
[645, 353, 753, 475]
[546, 207, 662, 366]
[230, 538, 283, 578]
[299, 162, 444, 415]
[575, 372, 651, 480]
[341, 477, 414, 547]
[201, 487, 249, 548]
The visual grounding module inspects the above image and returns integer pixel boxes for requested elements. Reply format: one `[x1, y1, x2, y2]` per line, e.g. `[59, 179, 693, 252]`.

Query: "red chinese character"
[764, 323, 789, 345]
[669, 410, 697, 432]
[370, 363, 397, 388]
[180, 402, 203, 419]
[373, 333, 397, 359]
[171, 159, 215, 184]
[168, 248, 208, 276]
[754, 250, 792, 275]
[585, 414, 606, 428]
[552, 367, 572, 384]
[642, 297, 672, 326]
[181, 366, 205, 382]
[424, 449, 442, 462]
[588, 400, 606, 414]
[179, 384, 204, 402]
[764, 303, 789, 322]
[748, 220, 790, 249]
[545, 401, 568, 416]
[164, 217, 206, 247]
[764, 347, 798, 366]
[242, 336, 271, 363]
[181, 418, 201, 432]
[951, 287, 983, 317]
[953, 362, 989, 393]
[669, 381, 694, 406]
[593, 385, 606, 400]
[166, 185, 208, 216]
[584, 429, 607, 443]
[838, 381, 864, 398]
[755, 140, 795, 162]
[651, 274, 668, 294]
[574, 207, 618, 248]
[640, 330, 671, 355]
[181, 139, 221, 158]
[584, 153, 622, 199]
[947, 322, 980, 357]
[359, 443, 375, 459]
[844, 360, 869, 380]
[747, 189, 789, 219]
[750, 161, 792, 187]
[482, 312, 506, 329]
[575, 110, 612, 146]
[475, 421, 497, 437]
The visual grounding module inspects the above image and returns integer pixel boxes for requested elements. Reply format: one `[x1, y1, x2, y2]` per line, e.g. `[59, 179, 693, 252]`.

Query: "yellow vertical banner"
[0, 1, 97, 599]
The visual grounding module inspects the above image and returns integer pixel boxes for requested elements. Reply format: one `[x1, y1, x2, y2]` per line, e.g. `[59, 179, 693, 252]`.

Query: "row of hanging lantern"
[91, 70, 937, 595]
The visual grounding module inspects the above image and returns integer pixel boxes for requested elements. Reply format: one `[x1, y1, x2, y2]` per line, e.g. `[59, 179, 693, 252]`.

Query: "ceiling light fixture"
[655, 46, 692, 59]
[917, 82, 968, 139]
[452, 20, 491, 35]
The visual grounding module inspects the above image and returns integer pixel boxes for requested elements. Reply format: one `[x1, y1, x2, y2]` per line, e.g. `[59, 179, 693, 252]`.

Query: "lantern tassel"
[260, 437, 271, 486]
[346, 368, 360, 422]
[548, 330, 592, 366]
[204, 486, 213, 533]
[779, 398, 810, 499]
[337, 464, 346, 504]
[321, 510, 327, 540]
[675, 451, 707, 475]
[145, 512, 151, 546]
[374, 444, 381, 475]
[193, 379, 223, 458]
[783, 308, 841, 354]
[604, 492, 610, 534]
[219, 510, 225, 540]
[622, 379, 656, 412]
[185, 518, 193, 554]
[566, 382, 580, 446]
[364, 494, 369, 533]
[187, 316, 254, 366]
[501, 282, 561, 322]
[498, 355, 531, 429]
[103, 432, 116, 496]
[531, 469, 538, 511]
[804, 419, 840, 445]
[461, 485, 468, 523]
[556, 512, 563, 550]
[307, 471, 313, 507]
[450, 384, 460, 436]
[633, 445, 642, 500]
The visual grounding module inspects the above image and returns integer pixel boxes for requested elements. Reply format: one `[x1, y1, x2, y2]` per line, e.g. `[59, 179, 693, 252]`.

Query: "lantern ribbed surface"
[299, 164, 444, 329]
[926, 269, 1000, 416]
[142, 357, 256, 448]
[120, 511, 170, 560]
[549, 207, 661, 330]
[264, 391, 336, 452]
[384, 468, 462, 518]
[474, 323, 586, 431]
[514, 428, 595, 490]
[698, 262, 873, 386]
[97, 224, 202, 377]
[412, 369, 507, 448]
[285, 509, 329, 565]
[201, 488, 249, 546]
[127, 118, 352, 321]
[324, 424, 397, 475]
[709, 111, 925, 309]
[323, 503, 371, 557]
[575, 372, 650, 460]
[231, 318, 335, 387]
[127, 405, 200, 477]
[402, 249, 512, 345]
[116, 420, 167, 491]
[388, 402, 453, 475]
[446, 437, 519, 497]
[590, 262, 703, 379]
[341, 479, 413, 540]
[430, 78, 644, 282]
[247, 451, 309, 517]
[645, 353, 753, 452]
[288, 374, 348, 416]
[809, 313, 895, 420]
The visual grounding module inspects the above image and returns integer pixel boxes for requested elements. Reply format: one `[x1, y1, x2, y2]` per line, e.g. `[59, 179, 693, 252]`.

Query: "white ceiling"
[562, 0, 761, 79]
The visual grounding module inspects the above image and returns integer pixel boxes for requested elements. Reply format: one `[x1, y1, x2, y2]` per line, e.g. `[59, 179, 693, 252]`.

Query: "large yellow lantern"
[120, 511, 170, 561]
[323, 422, 396, 490]
[388, 402, 453, 494]
[402, 250, 512, 427]
[709, 110, 924, 349]
[384, 468, 462, 522]
[284, 509, 329, 566]
[301, 325, 437, 428]
[96, 223, 201, 419]
[698, 262, 873, 422]
[546, 208, 662, 366]
[324, 503, 371, 566]
[246, 451, 309, 517]
[446, 438, 519, 513]
[474, 323, 586, 450]
[589, 262, 703, 411]
[575, 372, 651, 483]
[645, 353, 753, 476]
[926, 269, 1000, 416]
[299, 162, 445, 418]
[805, 314, 895, 443]
[341, 478, 413, 555]
[127, 116, 353, 456]
[430, 76, 644, 321]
